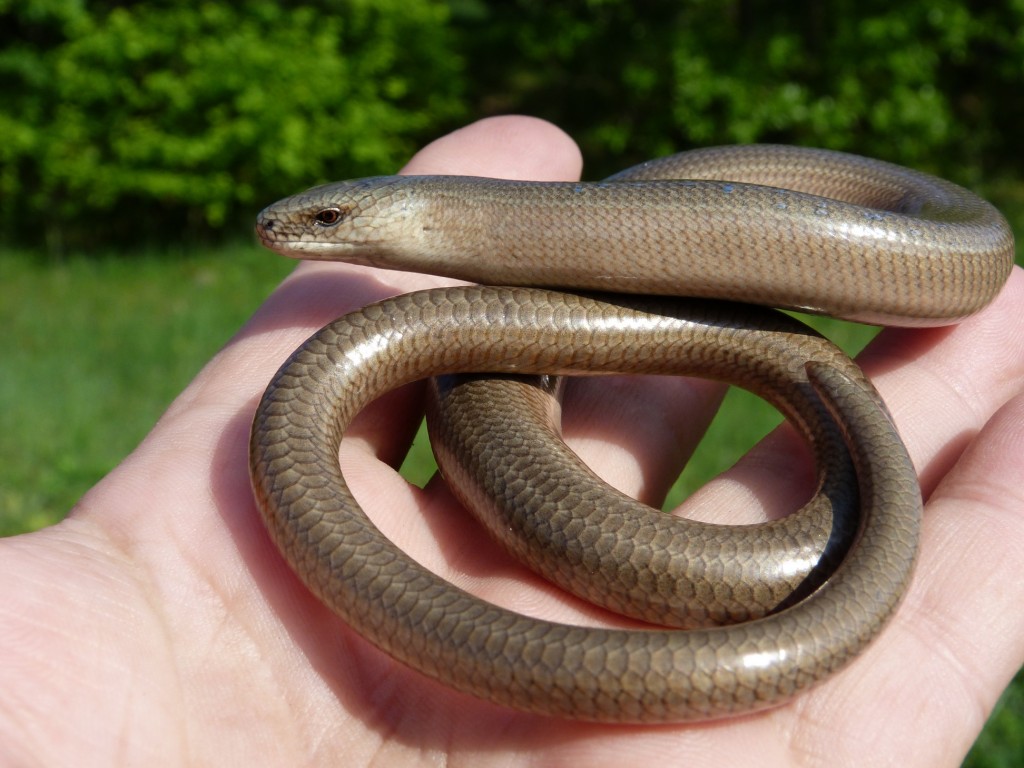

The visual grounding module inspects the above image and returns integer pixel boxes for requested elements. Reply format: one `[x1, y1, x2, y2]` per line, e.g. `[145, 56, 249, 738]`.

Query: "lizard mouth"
[255, 225, 366, 261]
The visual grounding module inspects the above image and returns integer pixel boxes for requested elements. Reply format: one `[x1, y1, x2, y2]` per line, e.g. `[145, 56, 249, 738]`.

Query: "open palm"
[2, 116, 1022, 767]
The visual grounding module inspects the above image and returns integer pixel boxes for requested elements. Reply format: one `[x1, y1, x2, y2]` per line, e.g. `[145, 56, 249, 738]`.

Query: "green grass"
[0, 245, 1020, 763]
[0, 245, 292, 534]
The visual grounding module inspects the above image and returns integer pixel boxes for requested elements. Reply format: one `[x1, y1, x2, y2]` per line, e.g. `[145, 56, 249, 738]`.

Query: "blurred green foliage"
[0, 0, 464, 248]
[457, 0, 1024, 179]
[3, 0, 1024, 249]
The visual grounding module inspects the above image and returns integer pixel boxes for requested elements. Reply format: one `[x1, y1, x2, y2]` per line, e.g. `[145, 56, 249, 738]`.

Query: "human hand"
[1, 116, 1021, 767]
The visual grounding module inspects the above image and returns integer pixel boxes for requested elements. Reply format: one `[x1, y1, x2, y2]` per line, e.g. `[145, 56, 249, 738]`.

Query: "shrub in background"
[0, 0, 463, 248]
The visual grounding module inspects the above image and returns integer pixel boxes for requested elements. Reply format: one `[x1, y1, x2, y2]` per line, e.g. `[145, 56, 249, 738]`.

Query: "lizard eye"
[314, 207, 347, 226]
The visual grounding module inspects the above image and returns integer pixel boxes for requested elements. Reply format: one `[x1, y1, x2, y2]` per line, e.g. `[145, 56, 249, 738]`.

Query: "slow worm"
[250, 145, 1013, 721]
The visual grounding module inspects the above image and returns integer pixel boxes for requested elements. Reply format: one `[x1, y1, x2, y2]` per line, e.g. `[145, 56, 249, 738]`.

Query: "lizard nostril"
[255, 216, 277, 240]
[255, 211, 276, 231]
